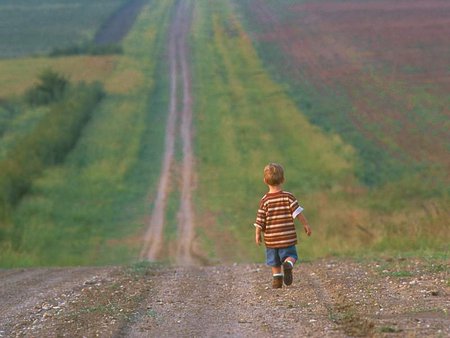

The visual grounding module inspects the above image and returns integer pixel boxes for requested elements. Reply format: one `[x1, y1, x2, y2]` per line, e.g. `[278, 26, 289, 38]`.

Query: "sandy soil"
[1, 258, 448, 337]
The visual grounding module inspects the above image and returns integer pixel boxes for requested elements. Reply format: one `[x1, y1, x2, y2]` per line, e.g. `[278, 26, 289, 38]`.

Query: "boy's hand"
[304, 224, 312, 236]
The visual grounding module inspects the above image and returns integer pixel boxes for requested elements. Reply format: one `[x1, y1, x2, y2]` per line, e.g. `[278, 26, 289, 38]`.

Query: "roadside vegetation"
[0, 71, 104, 222]
[49, 43, 123, 57]
[0, 0, 174, 267]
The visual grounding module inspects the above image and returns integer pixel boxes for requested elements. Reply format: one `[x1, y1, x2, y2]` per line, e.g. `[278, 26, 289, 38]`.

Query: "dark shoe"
[283, 261, 293, 286]
[272, 275, 283, 288]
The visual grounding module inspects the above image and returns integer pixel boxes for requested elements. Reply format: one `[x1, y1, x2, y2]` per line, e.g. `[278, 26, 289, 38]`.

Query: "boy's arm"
[296, 212, 312, 236]
[255, 226, 262, 245]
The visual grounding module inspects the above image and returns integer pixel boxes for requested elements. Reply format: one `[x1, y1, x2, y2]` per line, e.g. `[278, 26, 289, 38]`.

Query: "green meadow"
[191, 1, 449, 262]
[0, 0, 448, 267]
[0, 0, 127, 58]
[0, 0, 175, 266]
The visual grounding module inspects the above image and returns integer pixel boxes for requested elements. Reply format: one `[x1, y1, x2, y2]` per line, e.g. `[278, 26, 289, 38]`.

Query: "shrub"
[25, 69, 69, 106]
[49, 43, 123, 57]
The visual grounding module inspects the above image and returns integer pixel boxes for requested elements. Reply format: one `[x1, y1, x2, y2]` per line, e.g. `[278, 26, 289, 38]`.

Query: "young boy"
[254, 163, 312, 288]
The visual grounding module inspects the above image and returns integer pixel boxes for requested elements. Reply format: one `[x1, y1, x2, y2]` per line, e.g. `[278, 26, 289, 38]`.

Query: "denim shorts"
[266, 245, 298, 267]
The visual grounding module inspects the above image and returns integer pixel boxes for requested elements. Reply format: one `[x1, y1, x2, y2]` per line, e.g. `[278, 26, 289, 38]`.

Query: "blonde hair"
[264, 163, 284, 186]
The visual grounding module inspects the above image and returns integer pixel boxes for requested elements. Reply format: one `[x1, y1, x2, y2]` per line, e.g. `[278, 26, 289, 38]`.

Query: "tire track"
[175, 0, 195, 265]
[140, 0, 196, 265]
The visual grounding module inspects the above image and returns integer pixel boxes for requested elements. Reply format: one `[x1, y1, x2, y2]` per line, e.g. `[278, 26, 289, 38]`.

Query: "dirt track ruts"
[140, 0, 196, 264]
[1, 259, 448, 337]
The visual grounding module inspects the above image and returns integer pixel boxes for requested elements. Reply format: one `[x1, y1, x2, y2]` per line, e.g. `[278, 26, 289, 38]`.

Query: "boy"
[254, 163, 312, 288]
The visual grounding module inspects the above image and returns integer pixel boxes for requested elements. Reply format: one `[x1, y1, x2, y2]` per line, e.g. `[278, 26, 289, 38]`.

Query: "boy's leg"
[284, 257, 297, 265]
[266, 248, 283, 288]
[280, 246, 298, 286]
[272, 266, 282, 274]
[271, 266, 283, 288]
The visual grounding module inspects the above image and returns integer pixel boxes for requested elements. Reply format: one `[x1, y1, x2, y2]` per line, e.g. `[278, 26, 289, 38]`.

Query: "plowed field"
[239, 0, 450, 185]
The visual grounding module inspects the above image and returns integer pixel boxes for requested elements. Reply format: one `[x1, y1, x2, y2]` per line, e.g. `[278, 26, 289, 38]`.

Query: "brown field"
[0, 55, 118, 99]
[247, 0, 450, 171]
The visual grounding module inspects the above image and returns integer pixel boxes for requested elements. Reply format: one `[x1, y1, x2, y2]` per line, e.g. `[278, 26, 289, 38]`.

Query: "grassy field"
[0, 56, 118, 99]
[0, 0, 127, 58]
[192, 1, 354, 262]
[190, 0, 449, 262]
[0, 0, 448, 267]
[0, 0, 175, 267]
[235, 0, 450, 187]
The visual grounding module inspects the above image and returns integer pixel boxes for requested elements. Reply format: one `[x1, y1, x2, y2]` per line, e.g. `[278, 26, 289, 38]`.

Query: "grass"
[379, 326, 402, 333]
[234, 0, 450, 188]
[191, 1, 355, 263]
[0, 105, 49, 160]
[0, 0, 127, 58]
[0, 0, 176, 267]
[1, 0, 448, 267]
[189, 0, 450, 262]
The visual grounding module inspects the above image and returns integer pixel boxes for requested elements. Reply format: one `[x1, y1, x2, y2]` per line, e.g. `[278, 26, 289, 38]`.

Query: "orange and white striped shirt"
[254, 191, 303, 248]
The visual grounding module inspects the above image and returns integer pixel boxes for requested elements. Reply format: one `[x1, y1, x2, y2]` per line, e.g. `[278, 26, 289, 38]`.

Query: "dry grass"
[0, 55, 118, 99]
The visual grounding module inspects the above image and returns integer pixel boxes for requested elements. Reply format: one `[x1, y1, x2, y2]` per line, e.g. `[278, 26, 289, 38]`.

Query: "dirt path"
[140, 0, 196, 264]
[2, 259, 448, 337]
[0, 267, 116, 337]
[176, 0, 195, 266]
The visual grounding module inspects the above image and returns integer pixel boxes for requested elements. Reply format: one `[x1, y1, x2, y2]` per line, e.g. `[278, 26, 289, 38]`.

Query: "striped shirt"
[254, 191, 304, 248]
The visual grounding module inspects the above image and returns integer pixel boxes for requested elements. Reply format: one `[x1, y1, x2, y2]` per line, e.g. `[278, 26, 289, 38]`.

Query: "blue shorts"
[266, 245, 298, 267]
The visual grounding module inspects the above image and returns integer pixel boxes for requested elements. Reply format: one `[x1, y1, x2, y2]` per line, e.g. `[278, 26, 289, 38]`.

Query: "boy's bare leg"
[272, 266, 282, 275]
[271, 266, 283, 288]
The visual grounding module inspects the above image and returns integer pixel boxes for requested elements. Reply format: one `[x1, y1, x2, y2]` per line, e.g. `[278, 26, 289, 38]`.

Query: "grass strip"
[0, 82, 104, 221]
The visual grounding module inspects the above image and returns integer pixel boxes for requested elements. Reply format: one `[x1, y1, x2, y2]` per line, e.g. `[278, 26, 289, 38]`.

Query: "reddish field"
[245, 0, 450, 174]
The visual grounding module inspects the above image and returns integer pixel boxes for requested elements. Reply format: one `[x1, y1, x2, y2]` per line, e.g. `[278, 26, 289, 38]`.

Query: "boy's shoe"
[272, 275, 283, 289]
[282, 260, 294, 286]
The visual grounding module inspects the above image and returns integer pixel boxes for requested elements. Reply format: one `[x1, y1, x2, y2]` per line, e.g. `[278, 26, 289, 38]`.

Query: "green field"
[190, 1, 449, 262]
[0, 0, 448, 267]
[0, 0, 175, 266]
[235, 0, 450, 188]
[0, 0, 127, 58]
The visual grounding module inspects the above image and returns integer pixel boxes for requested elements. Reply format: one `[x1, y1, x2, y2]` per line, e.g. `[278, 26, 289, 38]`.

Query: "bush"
[25, 69, 69, 106]
[49, 43, 123, 57]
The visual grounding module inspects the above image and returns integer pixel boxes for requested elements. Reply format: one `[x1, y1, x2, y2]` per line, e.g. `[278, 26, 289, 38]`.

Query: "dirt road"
[1, 258, 448, 337]
[140, 0, 196, 265]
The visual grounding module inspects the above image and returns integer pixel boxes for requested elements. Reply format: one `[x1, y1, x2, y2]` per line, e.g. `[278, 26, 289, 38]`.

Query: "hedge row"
[49, 43, 123, 57]
[0, 82, 104, 220]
